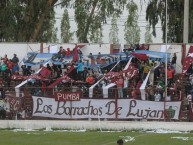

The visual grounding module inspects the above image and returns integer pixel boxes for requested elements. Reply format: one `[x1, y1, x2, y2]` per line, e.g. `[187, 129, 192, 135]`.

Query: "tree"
[124, 0, 140, 44]
[60, 9, 73, 43]
[0, 0, 60, 42]
[73, 0, 127, 43]
[144, 24, 153, 43]
[51, 28, 59, 43]
[90, 26, 103, 43]
[109, 13, 119, 44]
[0, 0, 9, 41]
[1, 0, 128, 43]
[38, 11, 58, 43]
[146, 0, 193, 43]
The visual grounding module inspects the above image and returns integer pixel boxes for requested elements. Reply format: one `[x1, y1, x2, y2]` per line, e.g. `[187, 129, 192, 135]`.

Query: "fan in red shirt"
[6, 59, 14, 76]
[86, 74, 95, 85]
[65, 48, 71, 57]
[167, 66, 174, 87]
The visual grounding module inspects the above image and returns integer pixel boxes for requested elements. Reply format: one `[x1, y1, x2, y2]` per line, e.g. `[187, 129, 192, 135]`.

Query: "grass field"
[0, 129, 192, 145]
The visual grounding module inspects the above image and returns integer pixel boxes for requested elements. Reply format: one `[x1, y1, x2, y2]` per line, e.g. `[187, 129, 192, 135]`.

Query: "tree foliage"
[109, 13, 119, 44]
[124, 0, 140, 44]
[146, 0, 193, 43]
[38, 10, 59, 43]
[1, 0, 127, 43]
[60, 9, 73, 43]
[0, 0, 59, 42]
[144, 24, 153, 44]
[73, 0, 127, 43]
[90, 27, 103, 43]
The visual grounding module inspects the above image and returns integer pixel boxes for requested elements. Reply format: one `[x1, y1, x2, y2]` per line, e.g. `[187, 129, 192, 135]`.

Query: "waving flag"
[22, 53, 53, 66]
[72, 45, 85, 62]
[131, 52, 148, 61]
[182, 46, 193, 74]
[40, 67, 52, 78]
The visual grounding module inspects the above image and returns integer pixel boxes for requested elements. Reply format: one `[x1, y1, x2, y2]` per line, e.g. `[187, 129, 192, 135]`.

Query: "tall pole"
[183, 0, 189, 43]
[164, 0, 168, 121]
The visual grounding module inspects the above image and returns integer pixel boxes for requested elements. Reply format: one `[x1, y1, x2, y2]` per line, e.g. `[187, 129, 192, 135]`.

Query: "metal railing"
[0, 86, 191, 121]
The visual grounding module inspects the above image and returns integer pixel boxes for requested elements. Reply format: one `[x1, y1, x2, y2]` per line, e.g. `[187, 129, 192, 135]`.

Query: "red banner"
[131, 52, 149, 60]
[54, 92, 81, 101]
[182, 46, 193, 74]
[5, 96, 22, 112]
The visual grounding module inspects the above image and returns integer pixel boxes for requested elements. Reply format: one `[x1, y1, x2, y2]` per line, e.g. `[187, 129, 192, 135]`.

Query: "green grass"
[0, 130, 192, 145]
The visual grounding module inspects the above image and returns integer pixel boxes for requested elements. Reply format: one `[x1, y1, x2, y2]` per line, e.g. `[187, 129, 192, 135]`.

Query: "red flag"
[73, 47, 79, 62]
[48, 75, 72, 88]
[131, 52, 148, 60]
[105, 71, 120, 77]
[40, 67, 52, 78]
[182, 46, 193, 74]
[76, 45, 85, 49]
[72, 45, 85, 62]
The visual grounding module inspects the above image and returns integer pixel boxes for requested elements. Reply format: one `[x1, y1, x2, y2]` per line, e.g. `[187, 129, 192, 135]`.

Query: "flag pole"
[164, 0, 168, 121]
[183, 0, 189, 43]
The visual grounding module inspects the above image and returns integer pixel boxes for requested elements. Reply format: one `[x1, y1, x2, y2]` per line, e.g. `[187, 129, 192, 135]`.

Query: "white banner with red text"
[32, 96, 181, 120]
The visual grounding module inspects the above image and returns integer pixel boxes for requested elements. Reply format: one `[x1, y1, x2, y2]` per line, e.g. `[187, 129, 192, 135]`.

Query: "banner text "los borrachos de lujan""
[32, 96, 181, 120]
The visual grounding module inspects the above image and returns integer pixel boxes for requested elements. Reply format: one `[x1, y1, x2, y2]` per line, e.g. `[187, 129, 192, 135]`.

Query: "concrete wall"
[1, 43, 192, 73]
[149, 43, 193, 73]
[150, 44, 181, 74]
[0, 43, 42, 64]
[0, 120, 193, 131]
[0, 43, 110, 62]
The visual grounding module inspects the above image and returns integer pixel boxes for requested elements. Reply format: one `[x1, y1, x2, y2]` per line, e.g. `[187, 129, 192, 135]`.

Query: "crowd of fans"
[0, 47, 193, 105]
[0, 46, 193, 120]
[0, 54, 19, 77]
